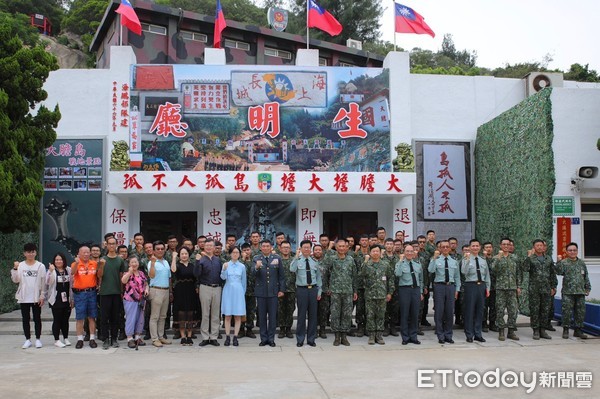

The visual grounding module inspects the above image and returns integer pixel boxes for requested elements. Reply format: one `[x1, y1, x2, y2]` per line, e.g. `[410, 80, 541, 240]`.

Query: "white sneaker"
[54, 340, 66, 348]
[22, 340, 32, 349]
[63, 338, 72, 346]
[35, 339, 43, 348]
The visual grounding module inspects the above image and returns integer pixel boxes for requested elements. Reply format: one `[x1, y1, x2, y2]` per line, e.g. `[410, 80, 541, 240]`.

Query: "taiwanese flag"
[214, 0, 226, 48]
[308, 0, 342, 36]
[115, 0, 142, 35]
[395, 3, 435, 38]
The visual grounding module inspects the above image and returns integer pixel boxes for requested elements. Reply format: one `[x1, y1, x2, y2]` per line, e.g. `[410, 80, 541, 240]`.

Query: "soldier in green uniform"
[239, 243, 257, 339]
[490, 238, 521, 341]
[314, 244, 329, 338]
[128, 233, 146, 260]
[277, 241, 296, 339]
[555, 242, 591, 339]
[323, 238, 357, 346]
[353, 234, 369, 337]
[249, 231, 262, 258]
[522, 239, 557, 340]
[382, 238, 400, 337]
[362, 245, 394, 345]
[273, 232, 286, 256]
[482, 242, 496, 332]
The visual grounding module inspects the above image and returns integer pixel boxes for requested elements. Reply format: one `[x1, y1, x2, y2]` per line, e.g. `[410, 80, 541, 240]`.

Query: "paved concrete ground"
[0, 307, 598, 398]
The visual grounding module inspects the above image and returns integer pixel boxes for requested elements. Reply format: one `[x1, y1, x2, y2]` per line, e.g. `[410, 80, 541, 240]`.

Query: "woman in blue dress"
[220, 247, 247, 347]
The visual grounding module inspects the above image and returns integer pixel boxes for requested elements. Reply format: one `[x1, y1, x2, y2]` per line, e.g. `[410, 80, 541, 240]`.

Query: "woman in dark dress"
[170, 246, 197, 345]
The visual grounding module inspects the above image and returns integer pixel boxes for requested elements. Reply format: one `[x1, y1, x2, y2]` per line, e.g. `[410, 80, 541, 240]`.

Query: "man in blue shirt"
[291, 240, 322, 347]
[194, 239, 223, 347]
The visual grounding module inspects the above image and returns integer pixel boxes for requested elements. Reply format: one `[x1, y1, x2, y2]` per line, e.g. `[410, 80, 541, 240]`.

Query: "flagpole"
[119, 14, 123, 46]
[306, 0, 310, 49]
[392, 1, 396, 51]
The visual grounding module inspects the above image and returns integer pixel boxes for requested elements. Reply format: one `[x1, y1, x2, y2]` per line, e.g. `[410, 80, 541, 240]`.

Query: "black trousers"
[433, 283, 456, 340]
[296, 286, 318, 344]
[20, 303, 42, 340]
[398, 286, 420, 341]
[463, 282, 486, 339]
[257, 296, 278, 344]
[100, 294, 121, 340]
[51, 306, 71, 340]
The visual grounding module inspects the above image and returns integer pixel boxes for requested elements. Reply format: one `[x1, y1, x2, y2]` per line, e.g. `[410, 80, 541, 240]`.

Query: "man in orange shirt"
[72, 245, 104, 349]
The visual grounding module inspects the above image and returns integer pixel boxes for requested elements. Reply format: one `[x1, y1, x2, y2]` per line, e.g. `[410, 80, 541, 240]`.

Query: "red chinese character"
[298, 87, 311, 100]
[387, 174, 402, 192]
[59, 143, 73, 156]
[438, 201, 454, 214]
[234, 173, 249, 192]
[394, 208, 411, 224]
[114, 231, 126, 246]
[121, 83, 129, 91]
[334, 173, 349, 192]
[308, 173, 324, 192]
[178, 175, 197, 188]
[359, 173, 375, 193]
[248, 102, 280, 138]
[333, 103, 367, 139]
[152, 173, 167, 191]
[281, 173, 296, 192]
[149, 102, 189, 138]
[46, 146, 59, 156]
[205, 231, 223, 242]
[362, 107, 375, 127]
[206, 174, 225, 190]
[437, 167, 453, 180]
[236, 87, 251, 100]
[74, 143, 86, 157]
[303, 230, 317, 244]
[123, 173, 143, 190]
[439, 152, 449, 166]
[208, 209, 223, 225]
[312, 74, 326, 90]
[301, 208, 317, 224]
[435, 180, 455, 191]
[110, 209, 127, 225]
[250, 74, 263, 89]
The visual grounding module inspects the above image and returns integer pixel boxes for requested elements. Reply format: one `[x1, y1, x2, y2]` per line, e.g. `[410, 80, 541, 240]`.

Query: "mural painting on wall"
[125, 65, 391, 173]
[226, 201, 297, 248]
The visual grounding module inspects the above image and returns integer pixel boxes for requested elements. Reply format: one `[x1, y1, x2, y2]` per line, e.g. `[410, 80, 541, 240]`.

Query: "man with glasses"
[416, 236, 431, 330]
[428, 240, 460, 344]
[490, 238, 521, 341]
[148, 241, 173, 347]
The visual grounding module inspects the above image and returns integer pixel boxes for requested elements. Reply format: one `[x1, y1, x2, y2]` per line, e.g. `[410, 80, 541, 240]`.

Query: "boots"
[574, 329, 588, 339]
[368, 333, 375, 345]
[375, 332, 385, 345]
[238, 326, 246, 338]
[278, 328, 285, 339]
[333, 332, 341, 346]
[383, 327, 390, 337]
[389, 325, 399, 337]
[286, 327, 294, 339]
[245, 328, 256, 339]
[533, 329, 540, 340]
[539, 328, 551, 339]
[319, 328, 327, 339]
[562, 327, 569, 339]
[355, 324, 365, 338]
[340, 333, 350, 346]
[498, 328, 505, 341]
[507, 329, 519, 341]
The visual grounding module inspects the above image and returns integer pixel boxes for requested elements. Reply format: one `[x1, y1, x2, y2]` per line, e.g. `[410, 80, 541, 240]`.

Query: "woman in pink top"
[121, 257, 148, 349]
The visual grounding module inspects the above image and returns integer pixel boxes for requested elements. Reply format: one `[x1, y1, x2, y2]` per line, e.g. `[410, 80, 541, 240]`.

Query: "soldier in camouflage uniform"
[239, 243, 257, 339]
[382, 239, 400, 337]
[362, 246, 395, 345]
[555, 242, 591, 339]
[273, 232, 286, 256]
[323, 239, 357, 346]
[127, 233, 146, 260]
[314, 244, 330, 338]
[416, 236, 431, 332]
[482, 242, 496, 332]
[249, 231, 262, 258]
[353, 235, 370, 337]
[277, 241, 296, 339]
[490, 238, 521, 341]
[521, 239, 557, 340]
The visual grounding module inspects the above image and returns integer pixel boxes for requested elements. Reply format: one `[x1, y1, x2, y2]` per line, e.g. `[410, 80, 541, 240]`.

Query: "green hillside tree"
[0, 26, 61, 233]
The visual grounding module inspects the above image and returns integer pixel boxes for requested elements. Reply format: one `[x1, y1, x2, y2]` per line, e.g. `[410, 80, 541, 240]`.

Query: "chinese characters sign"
[422, 144, 469, 220]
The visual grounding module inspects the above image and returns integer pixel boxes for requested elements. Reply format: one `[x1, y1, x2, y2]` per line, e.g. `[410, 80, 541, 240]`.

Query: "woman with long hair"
[46, 252, 72, 348]
[171, 246, 197, 345]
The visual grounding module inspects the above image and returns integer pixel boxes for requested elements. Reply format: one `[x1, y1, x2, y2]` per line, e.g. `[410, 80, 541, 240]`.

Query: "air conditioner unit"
[346, 39, 362, 50]
[525, 72, 563, 96]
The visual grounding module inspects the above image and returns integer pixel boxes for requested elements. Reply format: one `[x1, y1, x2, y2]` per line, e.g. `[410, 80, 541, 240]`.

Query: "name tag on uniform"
[270, 260, 278, 265]
[382, 276, 387, 281]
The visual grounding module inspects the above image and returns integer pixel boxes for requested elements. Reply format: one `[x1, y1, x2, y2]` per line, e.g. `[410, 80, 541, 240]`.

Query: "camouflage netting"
[475, 88, 555, 315]
[0, 232, 38, 314]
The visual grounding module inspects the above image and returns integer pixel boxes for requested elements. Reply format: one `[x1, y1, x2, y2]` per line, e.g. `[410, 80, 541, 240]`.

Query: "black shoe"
[180, 338, 187, 345]
[218, 333, 223, 339]
[143, 332, 151, 340]
[118, 332, 127, 341]
[76, 340, 84, 349]
[445, 338, 455, 344]
[89, 339, 97, 349]
[112, 338, 120, 348]
[417, 330, 424, 336]
[402, 340, 409, 345]
[410, 339, 421, 345]
[307, 342, 316, 347]
[102, 339, 111, 350]
[209, 340, 220, 346]
[259, 341, 267, 347]
[296, 342, 303, 347]
[269, 342, 276, 347]
[421, 320, 432, 327]
[466, 337, 474, 343]
[199, 340, 210, 347]
[224, 336, 231, 346]
[191, 333, 197, 339]
[127, 340, 137, 349]
[173, 331, 182, 339]
[474, 336, 486, 342]
[233, 336, 239, 346]
[438, 339, 445, 344]
[83, 333, 90, 342]
[246, 330, 257, 339]
[546, 325, 556, 332]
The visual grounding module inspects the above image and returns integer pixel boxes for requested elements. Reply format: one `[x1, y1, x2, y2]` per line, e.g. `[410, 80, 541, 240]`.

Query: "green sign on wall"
[552, 196, 575, 216]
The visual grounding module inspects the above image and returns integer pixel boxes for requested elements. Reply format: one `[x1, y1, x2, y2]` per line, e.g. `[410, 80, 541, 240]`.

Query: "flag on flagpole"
[214, 0, 226, 48]
[115, 0, 142, 35]
[307, 0, 342, 36]
[394, 2, 435, 38]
